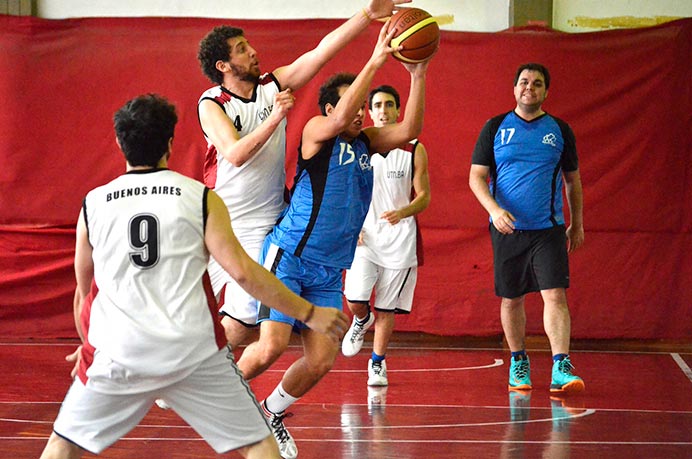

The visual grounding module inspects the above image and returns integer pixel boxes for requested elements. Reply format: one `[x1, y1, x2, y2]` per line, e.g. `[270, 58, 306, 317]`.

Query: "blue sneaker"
[508, 356, 532, 390]
[550, 357, 585, 394]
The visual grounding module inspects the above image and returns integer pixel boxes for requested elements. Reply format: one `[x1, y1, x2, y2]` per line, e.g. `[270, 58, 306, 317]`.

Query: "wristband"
[304, 304, 315, 323]
[361, 8, 372, 21]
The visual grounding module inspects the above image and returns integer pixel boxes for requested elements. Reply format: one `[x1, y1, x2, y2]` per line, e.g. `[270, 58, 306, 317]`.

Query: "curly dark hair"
[317, 73, 356, 115]
[514, 63, 551, 90]
[198, 26, 244, 84]
[113, 94, 178, 167]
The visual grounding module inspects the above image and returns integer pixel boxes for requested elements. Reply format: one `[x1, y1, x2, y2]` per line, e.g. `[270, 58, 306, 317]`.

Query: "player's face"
[226, 36, 260, 83]
[514, 70, 548, 110]
[369, 92, 399, 127]
[338, 85, 366, 139]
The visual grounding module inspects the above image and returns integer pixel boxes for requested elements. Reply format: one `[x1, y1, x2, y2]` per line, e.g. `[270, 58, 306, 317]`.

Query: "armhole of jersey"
[82, 197, 90, 242]
[202, 187, 210, 233]
[555, 117, 579, 172]
[266, 72, 282, 92]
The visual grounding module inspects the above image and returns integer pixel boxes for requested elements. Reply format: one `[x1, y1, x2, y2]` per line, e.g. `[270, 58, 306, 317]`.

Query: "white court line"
[1, 342, 690, 356]
[671, 353, 692, 385]
[329, 359, 503, 373]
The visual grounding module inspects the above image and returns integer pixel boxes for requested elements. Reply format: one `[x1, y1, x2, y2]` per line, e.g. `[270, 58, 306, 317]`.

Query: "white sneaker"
[367, 359, 388, 386]
[155, 399, 171, 410]
[262, 401, 298, 459]
[341, 314, 375, 357]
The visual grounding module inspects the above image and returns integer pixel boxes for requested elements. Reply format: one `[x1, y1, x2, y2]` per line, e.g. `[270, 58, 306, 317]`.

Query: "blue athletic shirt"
[267, 132, 373, 268]
[471, 111, 578, 230]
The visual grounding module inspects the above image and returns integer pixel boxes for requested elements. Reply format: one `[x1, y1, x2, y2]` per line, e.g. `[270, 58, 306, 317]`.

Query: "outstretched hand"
[369, 20, 400, 69]
[402, 54, 434, 76]
[365, 0, 412, 20]
[305, 306, 349, 344]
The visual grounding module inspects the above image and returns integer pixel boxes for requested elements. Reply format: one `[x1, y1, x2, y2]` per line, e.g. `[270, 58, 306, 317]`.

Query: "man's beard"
[230, 63, 260, 84]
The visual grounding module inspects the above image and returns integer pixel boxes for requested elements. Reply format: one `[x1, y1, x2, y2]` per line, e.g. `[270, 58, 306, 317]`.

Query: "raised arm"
[204, 190, 348, 340]
[301, 21, 399, 156]
[274, 0, 410, 91]
[365, 59, 429, 153]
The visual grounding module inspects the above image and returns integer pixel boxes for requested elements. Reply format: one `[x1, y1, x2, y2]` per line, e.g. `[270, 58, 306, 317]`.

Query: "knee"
[255, 339, 288, 366]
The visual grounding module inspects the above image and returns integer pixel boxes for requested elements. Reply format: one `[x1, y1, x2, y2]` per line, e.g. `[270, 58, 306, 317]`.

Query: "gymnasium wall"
[0, 15, 690, 340]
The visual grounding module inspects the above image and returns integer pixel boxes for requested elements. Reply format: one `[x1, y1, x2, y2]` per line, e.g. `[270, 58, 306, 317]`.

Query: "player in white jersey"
[39, 94, 347, 459]
[196, 0, 412, 352]
[342, 85, 431, 388]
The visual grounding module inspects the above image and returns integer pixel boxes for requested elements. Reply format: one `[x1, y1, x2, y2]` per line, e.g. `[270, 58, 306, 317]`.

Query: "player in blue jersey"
[234, 21, 431, 459]
[469, 63, 585, 395]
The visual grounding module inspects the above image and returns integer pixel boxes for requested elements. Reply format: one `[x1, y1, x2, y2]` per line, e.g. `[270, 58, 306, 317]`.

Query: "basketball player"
[469, 63, 585, 394]
[341, 84, 431, 389]
[39, 94, 348, 459]
[234, 22, 431, 459]
[196, 0, 411, 351]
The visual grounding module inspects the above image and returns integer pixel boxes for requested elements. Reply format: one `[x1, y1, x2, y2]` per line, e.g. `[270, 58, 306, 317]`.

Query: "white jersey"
[80, 169, 225, 394]
[199, 73, 287, 235]
[356, 141, 420, 269]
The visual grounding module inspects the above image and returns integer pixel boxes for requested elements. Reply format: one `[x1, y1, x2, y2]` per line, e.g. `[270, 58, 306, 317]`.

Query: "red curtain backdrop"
[1, 15, 690, 339]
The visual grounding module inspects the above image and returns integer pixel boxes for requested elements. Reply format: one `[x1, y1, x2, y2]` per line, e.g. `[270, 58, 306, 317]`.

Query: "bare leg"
[236, 434, 280, 459]
[221, 315, 259, 350]
[540, 288, 571, 356]
[501, 296, 526, 352]
[237, 321, 293, 381]
[346, 300, 370, 321]
[372, 311, 395, 356]
[40, 432, 85, 459]
[279, 328, 339, 397]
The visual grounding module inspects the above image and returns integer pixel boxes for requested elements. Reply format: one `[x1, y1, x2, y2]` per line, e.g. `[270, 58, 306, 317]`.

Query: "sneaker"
[342, 314, 375, 357]
[155, 399, 171, 410]
[367, 359, 388, 386]
[508, 356, 532, 391]
[262, 401, 297, 459]
[550, 357, 585, 394]
[508, 390, 531, 422]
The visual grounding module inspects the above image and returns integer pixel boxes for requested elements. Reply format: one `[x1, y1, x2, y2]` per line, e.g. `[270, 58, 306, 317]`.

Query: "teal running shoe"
[550, 357, 585, 394]
[508, 356, 532, 390]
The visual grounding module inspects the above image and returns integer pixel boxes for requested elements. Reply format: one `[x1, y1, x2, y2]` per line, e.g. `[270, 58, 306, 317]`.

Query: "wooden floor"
[1, 334, 691, 458]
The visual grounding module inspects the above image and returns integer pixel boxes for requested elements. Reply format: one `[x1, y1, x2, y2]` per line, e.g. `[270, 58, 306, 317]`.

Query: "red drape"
[1, 15, 690, 339]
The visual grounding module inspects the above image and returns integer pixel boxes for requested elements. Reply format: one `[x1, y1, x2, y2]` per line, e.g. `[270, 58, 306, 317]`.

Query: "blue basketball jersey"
[267, 132, 373, 268]
[472, 111, 578, 230]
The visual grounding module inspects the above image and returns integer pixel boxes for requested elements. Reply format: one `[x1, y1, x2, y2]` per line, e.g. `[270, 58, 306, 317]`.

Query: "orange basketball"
[387, 8, 440, 63]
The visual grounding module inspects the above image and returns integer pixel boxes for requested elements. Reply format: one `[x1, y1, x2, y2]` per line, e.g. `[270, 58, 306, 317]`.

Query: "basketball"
[387, 8, 440, 63]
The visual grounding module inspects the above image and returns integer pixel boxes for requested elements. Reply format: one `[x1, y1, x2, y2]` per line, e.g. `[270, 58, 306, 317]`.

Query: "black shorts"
[490, 224, 570, 299]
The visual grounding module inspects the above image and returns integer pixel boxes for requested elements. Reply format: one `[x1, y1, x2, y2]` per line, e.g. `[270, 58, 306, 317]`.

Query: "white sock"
[265, 383, 299, 414]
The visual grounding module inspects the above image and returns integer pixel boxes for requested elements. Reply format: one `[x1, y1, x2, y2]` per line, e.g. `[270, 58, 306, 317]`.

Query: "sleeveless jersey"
[267, 132, 373, 269]
[79, 169, 224, 394]
[471, 111, 578, 230]
[199, 73, 286, 234]
[357, 141, 419, 269]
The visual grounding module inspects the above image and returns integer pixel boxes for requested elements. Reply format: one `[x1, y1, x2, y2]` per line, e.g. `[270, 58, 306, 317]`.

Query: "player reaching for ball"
[196, 0, 412, 354]
[233, 20, 432, 459]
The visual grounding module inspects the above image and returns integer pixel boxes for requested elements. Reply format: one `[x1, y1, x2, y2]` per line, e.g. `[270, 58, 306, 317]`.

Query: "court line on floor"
[2, 342, 689, 356]
[671, 353, 692, 386]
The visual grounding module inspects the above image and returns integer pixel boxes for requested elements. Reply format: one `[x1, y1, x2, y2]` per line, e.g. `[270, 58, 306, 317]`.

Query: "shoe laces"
[372, 361, 384, 375]
[514, 359, 529, 379]
[269, 412, 293, 443]
[557, 358, 575, 375]
[350, 318, 368, 342]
